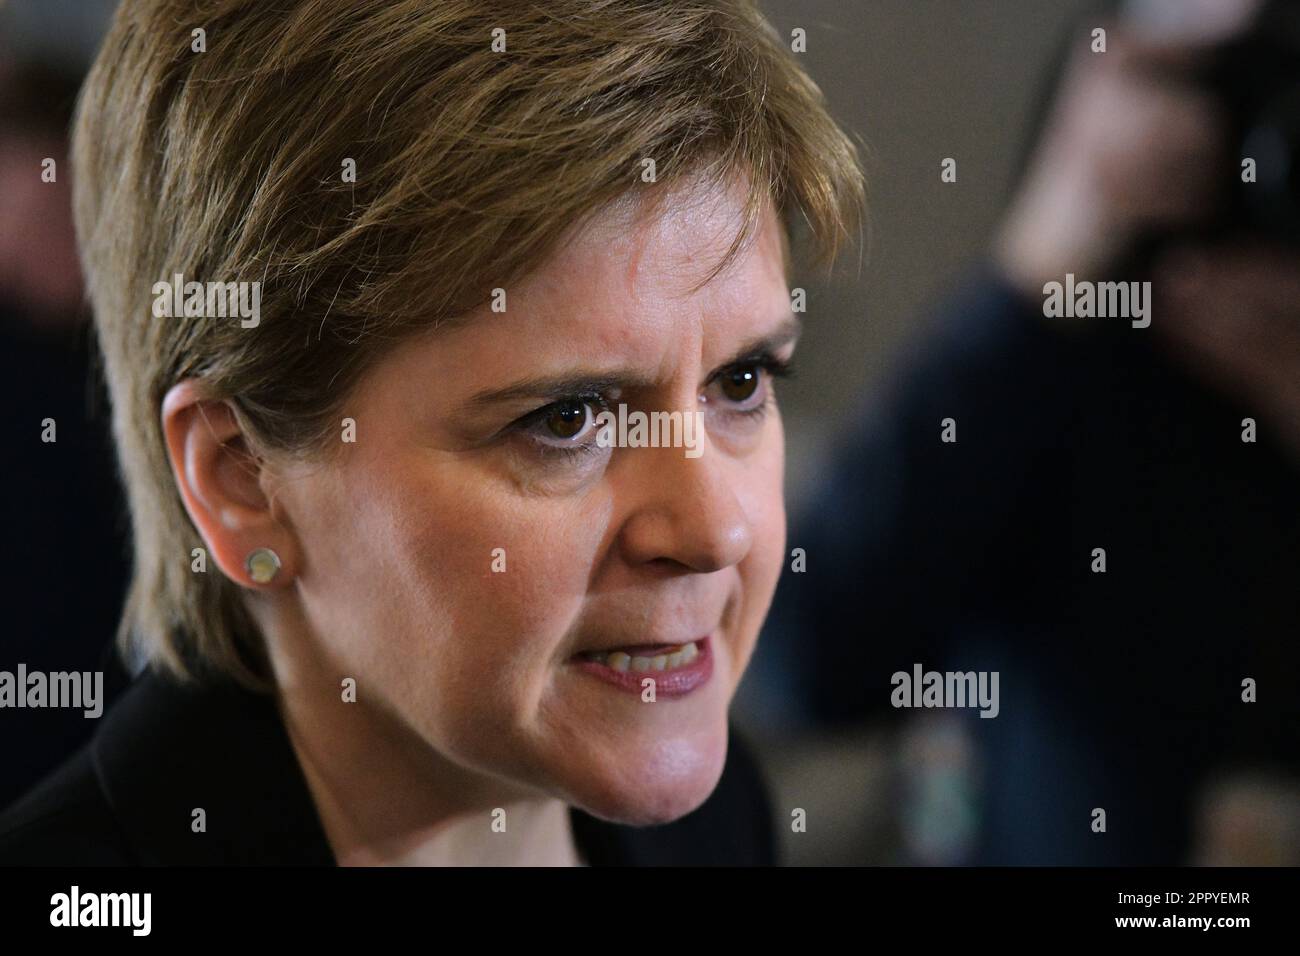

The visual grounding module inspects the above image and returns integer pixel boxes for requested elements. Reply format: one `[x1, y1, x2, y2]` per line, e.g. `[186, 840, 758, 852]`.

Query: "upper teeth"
[590, 641, 699, 672]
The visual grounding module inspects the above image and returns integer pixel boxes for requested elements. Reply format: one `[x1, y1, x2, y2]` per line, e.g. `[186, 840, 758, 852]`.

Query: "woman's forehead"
[524, 184, 785, 309]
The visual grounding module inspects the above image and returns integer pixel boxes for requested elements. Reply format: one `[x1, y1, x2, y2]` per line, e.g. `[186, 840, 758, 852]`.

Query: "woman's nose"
[615, 440, 754, 574]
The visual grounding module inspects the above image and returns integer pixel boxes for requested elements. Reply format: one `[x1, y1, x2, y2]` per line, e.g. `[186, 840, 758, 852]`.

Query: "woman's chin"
[562, 729, 730, 827]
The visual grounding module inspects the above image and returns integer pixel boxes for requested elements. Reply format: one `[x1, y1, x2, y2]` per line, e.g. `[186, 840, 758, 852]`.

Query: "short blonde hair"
[73, 0, 866, 689]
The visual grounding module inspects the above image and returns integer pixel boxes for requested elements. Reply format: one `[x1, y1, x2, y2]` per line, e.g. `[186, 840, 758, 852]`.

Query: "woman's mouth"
[572, 637, 714, 697]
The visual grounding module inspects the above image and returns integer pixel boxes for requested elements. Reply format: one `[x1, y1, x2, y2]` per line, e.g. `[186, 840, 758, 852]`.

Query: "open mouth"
[578, 640, 701, 673]
[572, 637, 714, 697]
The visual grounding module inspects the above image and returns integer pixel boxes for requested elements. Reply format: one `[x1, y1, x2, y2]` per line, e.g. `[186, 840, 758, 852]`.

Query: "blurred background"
[2, 0, 1296, 865]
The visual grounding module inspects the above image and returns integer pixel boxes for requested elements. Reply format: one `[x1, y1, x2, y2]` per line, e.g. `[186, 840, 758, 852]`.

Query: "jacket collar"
[90, 666, 336, 865]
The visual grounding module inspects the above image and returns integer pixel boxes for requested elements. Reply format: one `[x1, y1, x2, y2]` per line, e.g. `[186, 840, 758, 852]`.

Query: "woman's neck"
[262, 617, 583, 866]
[336, 798, 584, 867]
[276, 687, 584, 866]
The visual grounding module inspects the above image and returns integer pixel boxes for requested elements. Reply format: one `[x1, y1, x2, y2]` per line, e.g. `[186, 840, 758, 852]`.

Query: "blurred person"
[763, 0, 1300, 864]
[0, 58, 130, 810]
[0, 0, 865, 866]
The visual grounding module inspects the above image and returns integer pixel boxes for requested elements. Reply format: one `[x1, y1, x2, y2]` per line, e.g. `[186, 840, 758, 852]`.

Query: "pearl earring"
[245, 547, 282, 584]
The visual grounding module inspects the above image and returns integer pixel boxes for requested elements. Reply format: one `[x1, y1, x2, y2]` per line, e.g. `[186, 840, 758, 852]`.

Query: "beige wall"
[759, 0, 1095, 504]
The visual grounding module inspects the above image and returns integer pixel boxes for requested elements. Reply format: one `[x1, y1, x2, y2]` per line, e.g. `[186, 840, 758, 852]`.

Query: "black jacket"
[0, 666, 777, 866]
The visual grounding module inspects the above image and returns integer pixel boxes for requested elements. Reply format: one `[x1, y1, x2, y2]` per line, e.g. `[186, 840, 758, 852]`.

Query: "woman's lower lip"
[572, 637, 714, 698]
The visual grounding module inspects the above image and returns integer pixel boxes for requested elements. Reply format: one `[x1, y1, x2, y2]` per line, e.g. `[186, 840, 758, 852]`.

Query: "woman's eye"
[709, 361, 777, 413]
[718, 365, 761, 403]
[703, 355, 792, 421]
[543, 399, 592, 440]
[519, 395, 607, 455]
[507, 356, 788, 465]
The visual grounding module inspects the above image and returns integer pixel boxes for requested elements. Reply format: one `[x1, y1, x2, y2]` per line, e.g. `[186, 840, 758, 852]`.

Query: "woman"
[0, 0, 864, 865]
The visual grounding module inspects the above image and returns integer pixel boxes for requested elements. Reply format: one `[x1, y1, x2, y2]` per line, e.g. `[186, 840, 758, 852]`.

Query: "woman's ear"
[160, 380, 297, 588]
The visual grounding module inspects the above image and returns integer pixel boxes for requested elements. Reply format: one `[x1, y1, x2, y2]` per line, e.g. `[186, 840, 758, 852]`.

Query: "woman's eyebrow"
[710, 317, 801, 373]
[466, 373, 642, 409]
[465, 314, 801, 410]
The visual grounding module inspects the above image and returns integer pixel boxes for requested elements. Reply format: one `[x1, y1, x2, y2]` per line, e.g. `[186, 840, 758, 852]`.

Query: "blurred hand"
[994, 16, 1240, 295]
[993, 1, 1300, 460]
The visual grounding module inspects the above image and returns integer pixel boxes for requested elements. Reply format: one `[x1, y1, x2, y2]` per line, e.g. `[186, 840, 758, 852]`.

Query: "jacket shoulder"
[0, 746, 136, 865]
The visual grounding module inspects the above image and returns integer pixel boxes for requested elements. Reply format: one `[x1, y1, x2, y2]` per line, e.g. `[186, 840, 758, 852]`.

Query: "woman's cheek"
[751, 413, 787, 554]
[741, 422, 788, 636]
[433, 486, 607, 653]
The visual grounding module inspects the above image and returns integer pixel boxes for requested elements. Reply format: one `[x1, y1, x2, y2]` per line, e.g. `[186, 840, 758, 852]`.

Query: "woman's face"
[272, 181, 792, 825]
